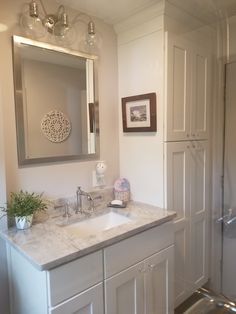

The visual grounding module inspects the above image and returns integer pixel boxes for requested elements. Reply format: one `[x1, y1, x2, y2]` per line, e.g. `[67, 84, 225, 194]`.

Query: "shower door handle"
[225, 216, 236, 225]
[216, 208, 236, 225]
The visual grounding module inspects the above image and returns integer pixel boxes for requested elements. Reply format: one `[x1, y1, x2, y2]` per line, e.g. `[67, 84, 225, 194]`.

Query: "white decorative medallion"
[41, 110, 71, 143]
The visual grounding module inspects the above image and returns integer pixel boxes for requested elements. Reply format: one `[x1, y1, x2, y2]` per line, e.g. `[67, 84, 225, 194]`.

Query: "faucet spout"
[76, 186, 94, 214]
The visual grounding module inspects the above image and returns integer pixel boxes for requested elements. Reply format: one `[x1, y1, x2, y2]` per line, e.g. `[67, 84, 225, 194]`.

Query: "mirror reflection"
[13, 36, 99, 165]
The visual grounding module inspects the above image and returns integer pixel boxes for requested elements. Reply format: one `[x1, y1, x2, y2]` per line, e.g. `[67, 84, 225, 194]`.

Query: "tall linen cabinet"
[164, 34, 211, 307]
[116, 2, 213, 309]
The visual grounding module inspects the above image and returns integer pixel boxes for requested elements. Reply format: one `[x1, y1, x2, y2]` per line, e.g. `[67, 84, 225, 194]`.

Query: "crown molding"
[114, 1, 165, 34]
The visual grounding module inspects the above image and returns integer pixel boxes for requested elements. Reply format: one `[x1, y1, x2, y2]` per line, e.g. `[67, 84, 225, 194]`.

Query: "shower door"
[222, 61, 236, 301]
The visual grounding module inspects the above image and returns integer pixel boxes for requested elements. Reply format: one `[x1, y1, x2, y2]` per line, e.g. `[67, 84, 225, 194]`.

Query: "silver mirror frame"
[12, 35, 99, 166]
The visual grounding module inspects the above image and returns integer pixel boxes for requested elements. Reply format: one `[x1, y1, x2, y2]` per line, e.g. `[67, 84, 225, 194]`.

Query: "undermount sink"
[64, 211, 131, 237]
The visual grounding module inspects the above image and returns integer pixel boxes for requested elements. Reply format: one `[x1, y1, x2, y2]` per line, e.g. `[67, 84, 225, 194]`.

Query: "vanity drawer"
[49, 283, 103, 314]
[47, 251, 103, 307]
[104, 222, 174, 278]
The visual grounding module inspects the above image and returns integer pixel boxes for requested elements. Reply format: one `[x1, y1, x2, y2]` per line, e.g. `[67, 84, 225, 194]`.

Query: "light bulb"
[87, 20, 96, 47]
[79, 21, 100, 54]
[20, 1, 45, 39]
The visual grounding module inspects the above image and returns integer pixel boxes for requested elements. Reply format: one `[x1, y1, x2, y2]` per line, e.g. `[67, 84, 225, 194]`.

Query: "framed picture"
[121, 93, 157, 132]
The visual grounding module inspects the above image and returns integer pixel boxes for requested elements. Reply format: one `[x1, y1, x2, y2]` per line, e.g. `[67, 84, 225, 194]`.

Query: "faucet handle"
[54, 200, 71, 218]
[54, 198, 67, 209]
[62, 202, 72, 218]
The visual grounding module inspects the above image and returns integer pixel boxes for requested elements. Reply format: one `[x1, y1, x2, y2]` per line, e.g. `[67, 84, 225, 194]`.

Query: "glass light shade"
[20, 13, 45, 39]
[86, 32, 97, 47]
[79, 37, 99, 55]
[79, 30, 100, 55]
[53, 21, 69, 37]
[54, 25, 76, 47]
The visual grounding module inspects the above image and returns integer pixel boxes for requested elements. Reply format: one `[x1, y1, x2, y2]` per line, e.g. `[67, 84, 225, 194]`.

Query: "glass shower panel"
[222, 61, 236, 301]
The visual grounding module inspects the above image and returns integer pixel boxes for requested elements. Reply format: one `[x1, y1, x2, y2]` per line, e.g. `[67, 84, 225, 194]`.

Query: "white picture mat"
[126, 99, 151, 128]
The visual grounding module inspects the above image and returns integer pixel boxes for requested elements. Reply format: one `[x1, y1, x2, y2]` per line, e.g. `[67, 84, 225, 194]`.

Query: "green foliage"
[2, 190, 47, 218]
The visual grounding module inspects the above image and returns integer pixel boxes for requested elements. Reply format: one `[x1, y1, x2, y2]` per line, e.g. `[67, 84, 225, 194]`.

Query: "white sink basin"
[65, 211, 131, 237]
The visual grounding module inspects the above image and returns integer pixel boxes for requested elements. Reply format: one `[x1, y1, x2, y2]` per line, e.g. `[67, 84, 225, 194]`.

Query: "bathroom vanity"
[1, 202, 175, 314]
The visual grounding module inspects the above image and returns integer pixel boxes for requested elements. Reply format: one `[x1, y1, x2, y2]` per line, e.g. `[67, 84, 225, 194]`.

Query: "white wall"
[0, 2, 119, 312]
[0, 0, 119, 200]
[117, 15, 165, 206]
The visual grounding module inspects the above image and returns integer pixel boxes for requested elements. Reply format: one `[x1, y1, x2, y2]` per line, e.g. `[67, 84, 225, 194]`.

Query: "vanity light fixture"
[20, 0, 97, 51]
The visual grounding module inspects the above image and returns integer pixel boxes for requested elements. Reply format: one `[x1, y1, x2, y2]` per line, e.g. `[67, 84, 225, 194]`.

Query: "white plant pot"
[15, 215, 33, 230]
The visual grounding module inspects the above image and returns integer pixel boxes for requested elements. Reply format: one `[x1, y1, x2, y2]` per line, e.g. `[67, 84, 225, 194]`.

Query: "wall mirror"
[12, 35, 99, 166]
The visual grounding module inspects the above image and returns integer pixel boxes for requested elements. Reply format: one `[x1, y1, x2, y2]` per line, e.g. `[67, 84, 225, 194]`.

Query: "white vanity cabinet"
[104, 222, 174, 314]
[6, 221, 174, 314]
[7, 248, 104, 314]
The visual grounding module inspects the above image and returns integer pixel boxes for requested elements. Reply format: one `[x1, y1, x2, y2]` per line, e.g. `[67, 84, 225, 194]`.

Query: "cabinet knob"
[148, 264, 157, 271]
[192, 133, 196, 137]
[138, 266, 146, 273]
[186, 133, 190, 137]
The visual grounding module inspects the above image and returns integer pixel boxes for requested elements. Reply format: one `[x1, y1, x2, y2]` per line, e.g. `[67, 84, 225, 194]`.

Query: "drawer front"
[104, 222, 174, 278]
[48, 251, 103, 306]
[49, 283, 104, 314]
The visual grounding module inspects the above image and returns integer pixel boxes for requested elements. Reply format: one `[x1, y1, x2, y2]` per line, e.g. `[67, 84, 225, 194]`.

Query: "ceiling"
[168, 0, 236, 23]
[54, 0, 161, 24]
[54, 0, 236, 25]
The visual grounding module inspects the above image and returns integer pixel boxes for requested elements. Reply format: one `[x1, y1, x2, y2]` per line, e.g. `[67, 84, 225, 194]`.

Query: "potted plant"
[1, 190, 47, 230]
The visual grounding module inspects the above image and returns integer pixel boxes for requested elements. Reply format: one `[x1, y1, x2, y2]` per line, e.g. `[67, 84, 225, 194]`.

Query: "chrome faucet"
[76, 186, 94, 214]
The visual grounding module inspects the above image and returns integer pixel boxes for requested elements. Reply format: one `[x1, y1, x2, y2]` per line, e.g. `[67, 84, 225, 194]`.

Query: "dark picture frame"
[121, 93, 157, 132]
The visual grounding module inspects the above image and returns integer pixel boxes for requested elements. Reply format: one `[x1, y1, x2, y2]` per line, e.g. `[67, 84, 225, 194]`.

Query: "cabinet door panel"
[145, 246, 174, 314]
[191, 217, 206, 285]
[165, 34, 211, 142]
[174, 221, 191, 307]
[190, 141, 209, 288]
[191, 49, 211, 140]
[49, 283, 103, 314]
[164, 142, 191, 307]
[165, 142, 191, 221]
[105, 262, 144, 314]
[165, 35, 191, 141]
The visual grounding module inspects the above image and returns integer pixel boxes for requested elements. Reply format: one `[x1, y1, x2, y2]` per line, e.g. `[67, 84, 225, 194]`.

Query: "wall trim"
[114, 1, 165, 35]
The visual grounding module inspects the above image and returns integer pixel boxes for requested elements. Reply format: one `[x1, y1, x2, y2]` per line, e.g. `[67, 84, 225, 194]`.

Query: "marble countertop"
[0, 202, 176, 271]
